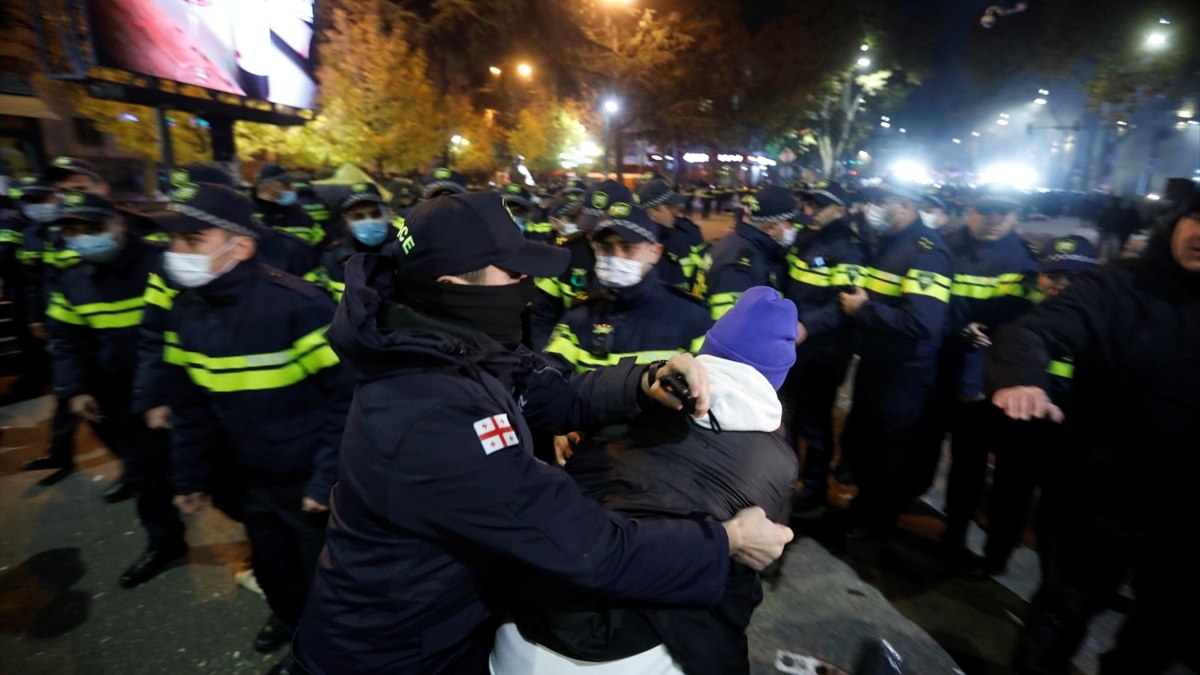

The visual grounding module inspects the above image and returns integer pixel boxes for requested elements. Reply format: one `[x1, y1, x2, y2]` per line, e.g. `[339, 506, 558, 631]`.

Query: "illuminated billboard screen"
[86, 0, 317, 111]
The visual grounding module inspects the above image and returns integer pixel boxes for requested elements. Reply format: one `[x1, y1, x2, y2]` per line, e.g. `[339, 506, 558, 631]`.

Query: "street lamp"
[1034, 98, 1047, 105]
[516, 63, 533, 79]
[602, 99, 621, 177]
[1145, 32, 1168, 49]
[489, 66, 502, 76]
[603, 99, 620, 115]
[856, 57, 872, 68]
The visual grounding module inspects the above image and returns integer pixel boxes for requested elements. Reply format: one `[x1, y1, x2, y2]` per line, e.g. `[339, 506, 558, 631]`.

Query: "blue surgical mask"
[277, 190, 298, 206]
[349, 219, 389, 247]
[67, 231, 122, 263]
[21, 203, 59, 224]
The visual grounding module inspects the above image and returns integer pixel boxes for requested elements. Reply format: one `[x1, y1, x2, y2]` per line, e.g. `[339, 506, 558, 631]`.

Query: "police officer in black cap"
[147, 183, 352, 674]
[637, 178, 705, 289]
[782, 180, 869, 512]
[697, 185, 800, 320]
[421, 167, 469, 199]
[290, 173, 337, 244]
[293, 190, 793, 675]
[306, 183, 395, 302]
[44, 191, 186, 586]
[500, 182, 549, 241]
[544, 199, 711, 371]
[530, 179, 634, 350]
[254, 164, 323, 248]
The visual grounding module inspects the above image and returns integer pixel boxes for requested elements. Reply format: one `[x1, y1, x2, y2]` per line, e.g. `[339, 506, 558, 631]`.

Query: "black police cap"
[595, 201, 660, 244]
[150, 182, 259, 238]
[745, 185, 802, 223]
[53, 191, 117, 224]
[44, 156, 101, 183]
[341, 182, 386, 211]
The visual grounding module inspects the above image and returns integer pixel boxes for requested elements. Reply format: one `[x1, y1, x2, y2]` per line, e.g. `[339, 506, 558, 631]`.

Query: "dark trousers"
[243, 476, 328, 628]
[982, 419, 1068, 572]
[1015, 515, 1198, 675]
[841, 357, 937, 530]
[46, 397, 80, 466]
[943, 399, 1015, 547]
[782, 348, 852, 490]
[90, 385, 183, 546]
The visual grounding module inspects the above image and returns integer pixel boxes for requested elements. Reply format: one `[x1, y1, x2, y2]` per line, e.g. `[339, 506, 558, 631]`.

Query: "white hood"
[692, 354, 783, 433]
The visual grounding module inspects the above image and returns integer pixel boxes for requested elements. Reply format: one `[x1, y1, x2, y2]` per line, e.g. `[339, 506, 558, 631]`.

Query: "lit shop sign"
[684, 153, 778, 165]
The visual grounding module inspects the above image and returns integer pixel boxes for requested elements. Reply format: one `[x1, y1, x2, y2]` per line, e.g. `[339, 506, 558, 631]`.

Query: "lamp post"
[603, 98, 620, 178]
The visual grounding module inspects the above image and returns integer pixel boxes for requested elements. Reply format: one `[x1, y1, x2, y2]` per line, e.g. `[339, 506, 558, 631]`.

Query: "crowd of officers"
[0, 155, 1195, 675]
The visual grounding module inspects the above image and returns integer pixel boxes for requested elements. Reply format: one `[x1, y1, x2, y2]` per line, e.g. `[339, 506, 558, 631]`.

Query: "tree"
[505, 102, 589, 172]
[797, 68, 916, 177]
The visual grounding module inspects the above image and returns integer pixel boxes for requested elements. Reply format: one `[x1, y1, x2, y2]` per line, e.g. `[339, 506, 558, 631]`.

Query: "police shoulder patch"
[736, 247, 755, 268]
[917, 236, 935, 252]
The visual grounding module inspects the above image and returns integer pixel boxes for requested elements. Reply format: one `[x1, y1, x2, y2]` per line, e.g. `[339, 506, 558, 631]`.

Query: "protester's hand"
[721, 506, 795, 571]
[795, 321, 808, 346]
[145, 405, 173, 430]
[553, 432, 582, 467]
[642, 353, 711, 418]
[962, 322, 992, 348]
[992, 386, 1064, 423]
[69, 394, 103, 422]
[29, 322, 48, 341]
[173, 492, 208, 515]
[301, 496, 330, 513]
[839, 287, 869, 316]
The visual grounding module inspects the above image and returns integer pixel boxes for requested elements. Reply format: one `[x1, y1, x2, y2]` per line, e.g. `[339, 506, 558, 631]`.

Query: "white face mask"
[163, 237, 242, 288]
[918, 210, 939, 228]
[555, 219, 579, 236]
[778, 225, 798, 248]
[864, 204, 891, 233]
[594, 254, 647, 288]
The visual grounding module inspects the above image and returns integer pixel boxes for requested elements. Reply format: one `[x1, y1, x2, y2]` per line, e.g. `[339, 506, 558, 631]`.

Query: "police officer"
[697, 185, 800, 320]
[502, 182, 551, 241]
[979, 235, 1099, 578]
[306, 183, 394, 302]
[149, 183, 352, 673]
[293, 191, 793, 674]
[2, 178, 55, 406]
[44, 191, 186, 586]
[290, 174, 336, 244]
[929, 187, 1040, 566]
[19, 159, 109, 488]
[254, 164, 323, 247]
[636, 178, 705, 289]
[530, 179, 633, 349]
[545, 200, 712, 372]
[782, 180, 868, 512]
[420, 166, 469, 199]
[837, 184, 953, 539]
[990, 194, 1200, 675]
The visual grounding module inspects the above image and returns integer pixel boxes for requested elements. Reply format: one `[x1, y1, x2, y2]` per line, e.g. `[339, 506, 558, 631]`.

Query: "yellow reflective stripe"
[0, 229, 23, 244]
[18, 249, 42, 265]
[144, 273, 178, 311]
[864, 276, 901, 297]
[545, 325, 691, 373]
[303, 205, 331, 222]
[831, 263, 866, 287]
[689, 335, 706, 353]
[1047, 359, 1074, 379]
[45, 249, 81, 269]
[534, 276, 562, 298]
[525, 222, 553, 234]
[709, 291, 741, 320]
[865, 267, 902, 284]
[309, 226, 326, 246]
[951, 272, 1029, 299]
[328, 280, 346, 302]
[788, 258, 833, 287]
[47, 293, 86, 325]
[163, 326, 340, 393]
[900, 269, 952, 302]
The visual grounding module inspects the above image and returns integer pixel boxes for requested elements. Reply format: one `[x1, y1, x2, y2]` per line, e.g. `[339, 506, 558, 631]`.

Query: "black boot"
[255, 614, 294, 654]
[102, 478, 136, 503]
[22, 455, 73, 472]
[119, 541, 188, 588]
[267, 652, 298, 675]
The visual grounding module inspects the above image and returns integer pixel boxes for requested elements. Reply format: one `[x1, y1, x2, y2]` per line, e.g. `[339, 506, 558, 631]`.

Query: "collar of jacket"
[691, 355, 782, 432]
[192, 257, 259, 304]
[734, 220, 786, 261]
[877, 217, 924, 248]
[594, 265, 662, 305]
[87, 231, 146, 274]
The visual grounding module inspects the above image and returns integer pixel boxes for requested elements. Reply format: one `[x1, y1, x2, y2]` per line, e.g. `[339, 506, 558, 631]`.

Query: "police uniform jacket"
[531, 232, 596, 350]
[853, 220, 954, 364]
[294, 254, 731, 674]
[943, 228, 1039, 399]
[700, 221, 788, 320]
[783, 218, 869, 355]
[544, 269, 712, 372]
[255, 225, 321, 278]
[46, 237, 161, 399]
[987, 222, 1199, 532]
[162, 261, 351, 504]
[307, 235, 397, 302]
[255, 197, 322, 247]
[658, 216, 705, 288]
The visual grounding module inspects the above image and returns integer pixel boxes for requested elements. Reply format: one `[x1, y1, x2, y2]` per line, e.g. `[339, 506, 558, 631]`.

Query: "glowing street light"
[603, 99, 620, 115]
[1034, 98, 1047, 105]
[856, 57, 872, 68]
[971, 131, 982, 137]
[952, 138, 962, 144]
[489, 66, 502, 76]
[860, 44, 870, 52]
[1145, 32, 1168, 49]
[516, 63, 533, 78]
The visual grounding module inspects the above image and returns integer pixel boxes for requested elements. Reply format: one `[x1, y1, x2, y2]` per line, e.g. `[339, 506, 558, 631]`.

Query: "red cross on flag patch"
[473, 414, 519, 454]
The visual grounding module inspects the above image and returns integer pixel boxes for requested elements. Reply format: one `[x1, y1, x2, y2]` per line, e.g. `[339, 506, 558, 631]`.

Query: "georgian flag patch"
[473, 414, 519, 454]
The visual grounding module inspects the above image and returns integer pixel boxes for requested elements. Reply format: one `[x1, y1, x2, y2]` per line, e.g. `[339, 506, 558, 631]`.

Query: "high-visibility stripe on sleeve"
[45, 249, 82, 269]
[17, 249, 42, 265]
[144, 272, 179, 311]
[708, 291, 742, 320]
[899, 269, 952, 302]
[1046, 359, 1074, 379]
[831, 263, 866, 287]
[544, 324, 694, 373]
[534, 276, 562, 298]
[788, 257, 833, 287]
[328, 280, 346, 302]
[164, 325, 340, 393]
[0, 229, 23, 245]
[47, 292, 86, 325]
[951, 272, 1031, 300]
[524, 222, 553, 235]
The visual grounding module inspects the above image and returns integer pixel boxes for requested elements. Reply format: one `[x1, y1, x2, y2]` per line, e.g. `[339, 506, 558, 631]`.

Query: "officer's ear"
[230, 235, 257, 262]
[647, 242, 664, 265]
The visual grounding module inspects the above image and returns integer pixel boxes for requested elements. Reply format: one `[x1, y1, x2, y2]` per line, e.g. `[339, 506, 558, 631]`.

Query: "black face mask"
[401, 277, 534, 348]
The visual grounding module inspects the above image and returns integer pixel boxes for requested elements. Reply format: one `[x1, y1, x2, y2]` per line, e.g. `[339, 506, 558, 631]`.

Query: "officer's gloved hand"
[721, 506, 795, 571]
